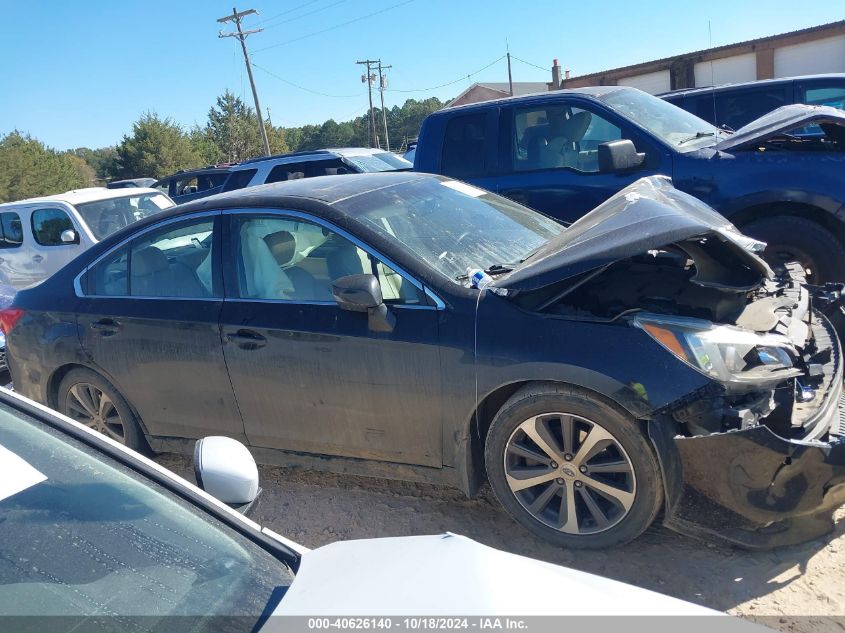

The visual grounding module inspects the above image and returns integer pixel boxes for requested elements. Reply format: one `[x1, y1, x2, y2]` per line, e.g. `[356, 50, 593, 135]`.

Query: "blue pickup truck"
[414, 87, 845, 282]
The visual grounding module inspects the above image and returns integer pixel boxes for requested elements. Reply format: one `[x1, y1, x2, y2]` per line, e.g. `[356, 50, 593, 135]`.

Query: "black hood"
[499, 177, 772, 292]
[714, 103, 845, 151]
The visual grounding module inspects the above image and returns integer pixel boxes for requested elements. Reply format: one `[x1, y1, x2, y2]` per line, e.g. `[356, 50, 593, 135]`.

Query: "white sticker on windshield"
[151, 195, 173, 210]
[0, 444, 47, 502]
[441, 180, 485, 198]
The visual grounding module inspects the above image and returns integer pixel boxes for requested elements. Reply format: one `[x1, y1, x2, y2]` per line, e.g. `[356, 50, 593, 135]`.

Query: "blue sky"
[1, 0, 842, 150]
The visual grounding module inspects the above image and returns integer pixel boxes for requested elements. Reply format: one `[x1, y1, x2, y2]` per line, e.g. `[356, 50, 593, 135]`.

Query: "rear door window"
[222, 169, 257, 192]
[265, 163, 308, 184]
[31, 208, 76, 246]
[0, 212, 23, 249]
[692, 87, 789, 130]
[129, 219, 217, 298]
[441, 114, 487, 179]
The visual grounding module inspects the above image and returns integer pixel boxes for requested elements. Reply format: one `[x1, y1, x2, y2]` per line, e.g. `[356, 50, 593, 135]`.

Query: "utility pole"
[377, 60, 392, 151]
[357, 59, 379, 148]
[506, 52, 514, 96]
[218, 7, 271, 157]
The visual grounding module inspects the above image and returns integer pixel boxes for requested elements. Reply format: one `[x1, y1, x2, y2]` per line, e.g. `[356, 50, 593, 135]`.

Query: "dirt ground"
[156, 454, 845, 631]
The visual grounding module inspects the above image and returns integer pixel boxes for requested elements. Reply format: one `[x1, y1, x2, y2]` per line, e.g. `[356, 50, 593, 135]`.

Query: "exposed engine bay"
[516, 233, 841, 444]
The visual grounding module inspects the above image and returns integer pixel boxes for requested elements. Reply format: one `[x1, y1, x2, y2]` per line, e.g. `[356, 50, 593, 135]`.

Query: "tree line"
[0, 92, 447, 202]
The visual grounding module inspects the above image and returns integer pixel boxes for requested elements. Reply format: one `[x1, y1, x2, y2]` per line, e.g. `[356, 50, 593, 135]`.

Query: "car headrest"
[264, 230, 296, 266]
[132, 246, 169, 276]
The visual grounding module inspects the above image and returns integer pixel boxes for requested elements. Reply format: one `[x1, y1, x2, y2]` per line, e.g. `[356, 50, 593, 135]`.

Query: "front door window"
[234, 216, 427, 305]
[513, 105, 622, 173]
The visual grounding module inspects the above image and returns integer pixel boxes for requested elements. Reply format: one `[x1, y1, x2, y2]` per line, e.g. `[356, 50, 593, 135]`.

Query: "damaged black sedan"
[4, 173, 844, 549]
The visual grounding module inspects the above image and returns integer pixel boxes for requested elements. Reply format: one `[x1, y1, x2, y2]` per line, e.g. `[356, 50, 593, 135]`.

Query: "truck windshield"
[336, 176, 563, 283]
[75, 192, 175, 241]
[601, 88, 722, 151]
[0, 402, 293, 624]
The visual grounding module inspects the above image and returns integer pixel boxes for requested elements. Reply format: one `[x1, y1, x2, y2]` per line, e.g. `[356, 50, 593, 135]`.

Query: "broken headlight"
[632, 313, 800, 389]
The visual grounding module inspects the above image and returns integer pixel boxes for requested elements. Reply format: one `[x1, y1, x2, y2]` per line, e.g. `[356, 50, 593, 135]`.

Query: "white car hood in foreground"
[275, 533, 714, 616]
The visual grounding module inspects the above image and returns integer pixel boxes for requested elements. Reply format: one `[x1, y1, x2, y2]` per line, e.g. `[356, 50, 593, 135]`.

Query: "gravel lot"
[157, 454, 845, 632]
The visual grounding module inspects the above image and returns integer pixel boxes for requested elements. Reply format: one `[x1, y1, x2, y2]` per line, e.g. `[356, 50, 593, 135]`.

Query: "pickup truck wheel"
[742, 216, 845, 283]
[58, 368, 149, 453]
[484, 384, 662, 549]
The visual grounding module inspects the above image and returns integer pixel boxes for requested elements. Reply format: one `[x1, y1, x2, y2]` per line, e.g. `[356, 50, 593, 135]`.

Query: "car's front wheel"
[58, 368, 148, 453]
[484, 383, 663, 549]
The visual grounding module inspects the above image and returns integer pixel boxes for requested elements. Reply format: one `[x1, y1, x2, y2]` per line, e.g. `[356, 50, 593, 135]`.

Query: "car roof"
[658, 73, 845, 98]
[427, 86, 624, 116]
[233, 147, 394, 168]
[182, 171, 430, 209]
[0, 186, 164, 208]
[156, 166, 232, 181]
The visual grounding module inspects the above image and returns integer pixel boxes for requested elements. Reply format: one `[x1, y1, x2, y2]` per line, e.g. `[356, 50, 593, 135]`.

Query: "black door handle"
[90, 318, 120, 336]
[225, 329, 267, 349]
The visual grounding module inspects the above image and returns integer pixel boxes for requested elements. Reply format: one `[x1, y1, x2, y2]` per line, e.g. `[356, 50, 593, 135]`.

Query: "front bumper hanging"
[651, 418, 845, 548]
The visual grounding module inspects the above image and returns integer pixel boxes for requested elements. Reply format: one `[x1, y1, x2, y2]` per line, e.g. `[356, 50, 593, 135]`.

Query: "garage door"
[774, 35, 845, 77]
[694, 53, 757, 87]
[617, 70, 671, 94]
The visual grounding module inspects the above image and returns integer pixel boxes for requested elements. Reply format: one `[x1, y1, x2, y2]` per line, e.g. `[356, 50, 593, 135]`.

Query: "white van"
[0, 187, 175, 289]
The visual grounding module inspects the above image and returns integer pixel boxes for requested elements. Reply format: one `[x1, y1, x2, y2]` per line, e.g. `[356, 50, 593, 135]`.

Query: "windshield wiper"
[677, 131, 716, 145]
[455, 263, 516, 281]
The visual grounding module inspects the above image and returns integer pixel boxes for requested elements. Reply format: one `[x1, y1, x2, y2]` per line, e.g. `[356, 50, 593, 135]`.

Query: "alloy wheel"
[65, 383, 126, 443]
[503, 413, 636, 535]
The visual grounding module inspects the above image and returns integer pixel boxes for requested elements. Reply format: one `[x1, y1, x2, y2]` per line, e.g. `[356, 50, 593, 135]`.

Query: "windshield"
[335, 177, 563, 282]
[75, 192, 175, 241]
[0, 402, 292, 623]
[600, 88, 722, 150]
[343, 152, 412, 173]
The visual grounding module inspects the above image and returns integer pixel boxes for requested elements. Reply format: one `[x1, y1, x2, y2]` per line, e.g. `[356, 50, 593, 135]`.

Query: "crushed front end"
[648, 263, 845, 548]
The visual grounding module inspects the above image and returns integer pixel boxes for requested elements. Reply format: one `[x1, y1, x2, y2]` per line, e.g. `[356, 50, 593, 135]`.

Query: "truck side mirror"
[598, 140, 646, 173]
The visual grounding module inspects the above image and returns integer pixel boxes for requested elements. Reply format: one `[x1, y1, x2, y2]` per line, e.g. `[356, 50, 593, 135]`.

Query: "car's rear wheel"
[58, 368, 148, 453]
[742, 215, 845, 284]
[484, 384, 663, 549]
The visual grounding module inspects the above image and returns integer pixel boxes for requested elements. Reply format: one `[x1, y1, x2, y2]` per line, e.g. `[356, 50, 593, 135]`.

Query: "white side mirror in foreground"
[60, 229, 78, 244]
[193, 436, 259, 506]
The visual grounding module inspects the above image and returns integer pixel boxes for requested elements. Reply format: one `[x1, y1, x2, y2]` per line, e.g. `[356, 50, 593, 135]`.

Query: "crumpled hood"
[714, 103, 845, 151]
[499, 176, 771, 293]
[274, 533, 714, 616]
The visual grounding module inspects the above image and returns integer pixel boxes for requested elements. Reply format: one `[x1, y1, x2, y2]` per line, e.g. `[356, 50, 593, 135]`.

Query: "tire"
[484, 383, 663, 549]
[742, 215, 845, 284]
[58, 368, 149, 454]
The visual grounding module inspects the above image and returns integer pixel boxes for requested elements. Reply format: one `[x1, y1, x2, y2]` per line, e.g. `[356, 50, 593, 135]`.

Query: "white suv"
[0, 187, 174, 289]
[220, 147, 412, 193]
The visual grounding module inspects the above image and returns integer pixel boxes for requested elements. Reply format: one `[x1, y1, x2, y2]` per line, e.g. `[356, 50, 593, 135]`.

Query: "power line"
[386, 55, 507, 93]
[261, 0, 348, 30]
[253, 0, 414, 53]
[252, 62, 364, 98]
[510, 55, 549, 73]
[254, 0, 321, 26]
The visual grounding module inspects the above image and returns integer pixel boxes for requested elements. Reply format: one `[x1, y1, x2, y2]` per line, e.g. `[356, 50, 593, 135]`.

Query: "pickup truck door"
[493, 99, 662, 224]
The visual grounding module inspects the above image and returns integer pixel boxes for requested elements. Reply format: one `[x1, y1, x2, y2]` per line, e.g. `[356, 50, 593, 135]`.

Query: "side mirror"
[193, 436, 260, 510]
[598, 140, 646, 173]
[332, 273, 396, 333]
[60, 229, 78, 244]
